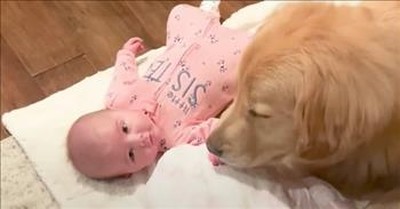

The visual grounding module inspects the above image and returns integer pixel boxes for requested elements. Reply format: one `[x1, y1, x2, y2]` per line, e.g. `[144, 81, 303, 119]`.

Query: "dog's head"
[207, 3, 397, 170]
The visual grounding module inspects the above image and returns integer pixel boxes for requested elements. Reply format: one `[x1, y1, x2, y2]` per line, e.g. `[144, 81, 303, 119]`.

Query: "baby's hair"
[65, 110, 105, 165]
[66, 113, 86, 163]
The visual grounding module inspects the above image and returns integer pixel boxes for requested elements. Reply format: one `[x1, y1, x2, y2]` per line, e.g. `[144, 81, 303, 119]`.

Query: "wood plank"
[1, 1, 82, 76]
[1, 126, 10, 139]
[52, 1, 164, 71]
[34, 55, 97, 96]
[1, 37, 45, 139]
[219, 1, 260, 22]
[124, 1, 199, 48]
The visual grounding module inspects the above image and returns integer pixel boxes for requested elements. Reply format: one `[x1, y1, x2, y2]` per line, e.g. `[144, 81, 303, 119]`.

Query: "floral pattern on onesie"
[105, 4, 252, 149]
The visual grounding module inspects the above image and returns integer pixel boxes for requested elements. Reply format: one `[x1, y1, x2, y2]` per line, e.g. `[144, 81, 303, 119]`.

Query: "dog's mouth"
[217, 154, 256, 168]
[222, 151, 295, 169]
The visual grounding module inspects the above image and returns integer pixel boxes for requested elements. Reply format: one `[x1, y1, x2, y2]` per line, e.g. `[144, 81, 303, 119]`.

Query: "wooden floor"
[0, 1, 259, 139]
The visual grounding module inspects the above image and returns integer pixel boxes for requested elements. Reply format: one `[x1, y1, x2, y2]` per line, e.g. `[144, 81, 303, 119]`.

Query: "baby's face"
[67, 109, 159, 179]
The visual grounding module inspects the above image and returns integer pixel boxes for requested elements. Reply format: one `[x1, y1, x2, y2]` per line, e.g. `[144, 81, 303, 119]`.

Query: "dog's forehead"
[238, 72, 298, 112]
[247, 74, 281, 97]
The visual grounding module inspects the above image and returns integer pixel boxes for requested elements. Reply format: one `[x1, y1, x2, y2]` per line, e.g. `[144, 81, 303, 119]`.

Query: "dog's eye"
[248, 109, 270, 118]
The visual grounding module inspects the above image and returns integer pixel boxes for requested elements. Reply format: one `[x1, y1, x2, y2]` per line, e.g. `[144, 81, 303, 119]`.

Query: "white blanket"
[2, 1, 367, 208]
[146, 144, 366, 209]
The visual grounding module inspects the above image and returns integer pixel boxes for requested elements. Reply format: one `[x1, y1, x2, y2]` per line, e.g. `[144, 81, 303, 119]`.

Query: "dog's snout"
[206, 141, 223, 157]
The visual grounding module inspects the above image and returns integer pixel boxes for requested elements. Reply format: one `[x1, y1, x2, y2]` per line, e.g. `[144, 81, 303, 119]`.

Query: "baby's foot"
[122, 37, 145, 55]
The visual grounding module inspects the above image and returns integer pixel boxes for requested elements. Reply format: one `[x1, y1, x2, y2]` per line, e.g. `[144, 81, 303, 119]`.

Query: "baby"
[67, 4, 251, 179]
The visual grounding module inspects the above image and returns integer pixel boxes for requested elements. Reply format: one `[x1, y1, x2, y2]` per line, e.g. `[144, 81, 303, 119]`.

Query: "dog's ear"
[293, 50, 395, 163]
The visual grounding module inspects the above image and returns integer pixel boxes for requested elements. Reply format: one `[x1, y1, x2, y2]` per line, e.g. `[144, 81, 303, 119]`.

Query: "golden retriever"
[207, 1, 400, 201]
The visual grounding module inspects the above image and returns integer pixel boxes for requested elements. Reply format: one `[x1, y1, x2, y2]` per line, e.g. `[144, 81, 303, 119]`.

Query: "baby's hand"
[122, 37, 145, 54]
[208, 153, 223, 166]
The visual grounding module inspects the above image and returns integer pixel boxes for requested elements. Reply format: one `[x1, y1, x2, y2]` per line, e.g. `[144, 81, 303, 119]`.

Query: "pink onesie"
[105, 4, 251, 151]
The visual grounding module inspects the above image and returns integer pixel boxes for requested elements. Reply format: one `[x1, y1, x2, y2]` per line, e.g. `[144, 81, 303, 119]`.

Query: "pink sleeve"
[105, 38, 144, 109]
[175, 118, 220, 146]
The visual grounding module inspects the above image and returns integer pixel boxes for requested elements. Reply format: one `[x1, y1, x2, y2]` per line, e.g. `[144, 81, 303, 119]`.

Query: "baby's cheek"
[140, 147, 158, 163]
[139, 136, 152, 148]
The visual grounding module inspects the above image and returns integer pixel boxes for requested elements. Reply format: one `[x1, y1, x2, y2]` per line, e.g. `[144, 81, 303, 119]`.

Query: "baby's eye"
[128, 149, 135, 162]
[122, 122, 129, 134]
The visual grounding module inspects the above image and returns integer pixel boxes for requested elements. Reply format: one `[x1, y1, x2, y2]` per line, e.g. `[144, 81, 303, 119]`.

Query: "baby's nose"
[132, 133, 152, 148]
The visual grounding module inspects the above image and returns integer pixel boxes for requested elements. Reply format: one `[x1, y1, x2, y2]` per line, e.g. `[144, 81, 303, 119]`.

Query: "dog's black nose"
[206, 142, 223, 157]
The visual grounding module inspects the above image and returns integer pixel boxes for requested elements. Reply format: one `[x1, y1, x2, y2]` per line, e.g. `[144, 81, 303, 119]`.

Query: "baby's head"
[67, 109, 160, 179]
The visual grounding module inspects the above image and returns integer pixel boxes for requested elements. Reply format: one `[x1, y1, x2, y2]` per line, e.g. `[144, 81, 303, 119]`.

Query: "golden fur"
[207, 1, 400, 200]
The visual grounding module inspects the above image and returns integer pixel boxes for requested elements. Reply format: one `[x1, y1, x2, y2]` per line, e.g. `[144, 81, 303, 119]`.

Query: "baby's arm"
[113, 37, 144, 82]
[105, 38, 145, 108]
[177, 117, 220, 146]
[175, 118, 224, 166]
